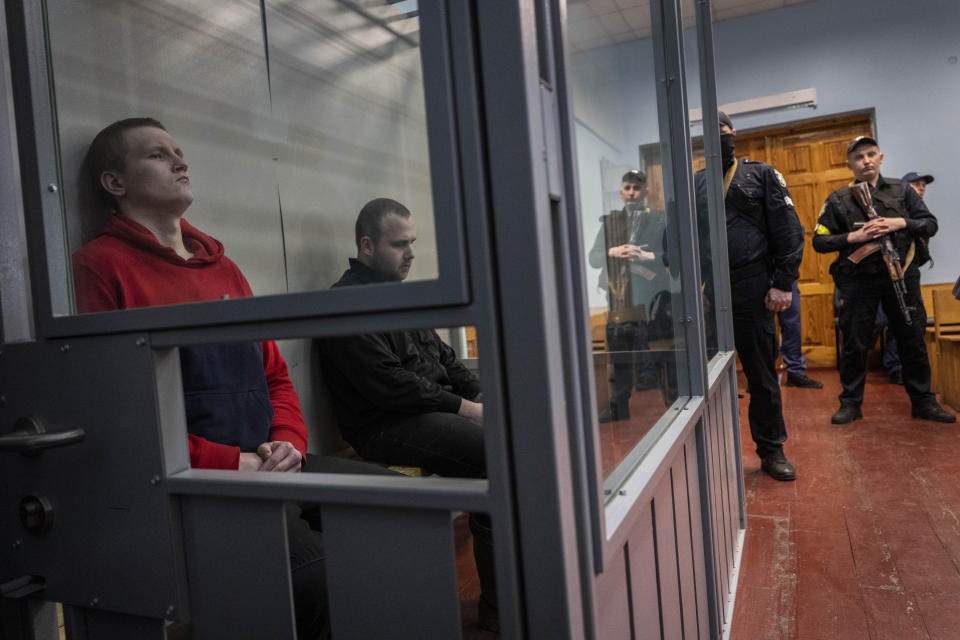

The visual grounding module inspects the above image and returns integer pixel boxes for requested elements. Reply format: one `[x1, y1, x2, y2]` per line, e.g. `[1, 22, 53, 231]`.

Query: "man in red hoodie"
[72, 117, 330, 637]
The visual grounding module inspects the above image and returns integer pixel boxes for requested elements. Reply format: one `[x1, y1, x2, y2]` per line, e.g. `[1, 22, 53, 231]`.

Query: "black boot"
[469, 515, 499, 633]
[760, 449, 796, 481]
[785, 373, 823, 388]
[831, 404, 862, 424]
[911, 402, 957, 423]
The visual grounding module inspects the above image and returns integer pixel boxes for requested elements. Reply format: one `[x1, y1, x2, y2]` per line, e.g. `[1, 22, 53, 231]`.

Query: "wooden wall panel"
[672, 453, 702, 639]
[594, 545, 634, 640]
[597, 360, 743, 640]
[782, 144, 812, 174]
[824, 140, 849, 168]
[626, 506, 663, 640]
[683, 440, 711, 640]
[653, 480, 683, 639]
[703, 396, 730, 617]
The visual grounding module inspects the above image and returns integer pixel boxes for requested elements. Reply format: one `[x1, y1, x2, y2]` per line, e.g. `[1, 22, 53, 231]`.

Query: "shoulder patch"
[773, 169, 787, 188]
[784, 195, 794, 208]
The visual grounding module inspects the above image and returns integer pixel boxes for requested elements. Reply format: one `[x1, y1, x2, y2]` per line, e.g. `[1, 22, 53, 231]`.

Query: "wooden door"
[682, 113, 874, 366]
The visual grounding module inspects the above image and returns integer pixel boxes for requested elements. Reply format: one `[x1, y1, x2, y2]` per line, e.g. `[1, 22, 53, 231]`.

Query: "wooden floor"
[731, 367, 960, 640]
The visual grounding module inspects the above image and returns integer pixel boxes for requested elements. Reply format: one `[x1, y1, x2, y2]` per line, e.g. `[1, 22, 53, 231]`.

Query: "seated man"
[72, 117, 336, 638]
[316, 198, 497, 631]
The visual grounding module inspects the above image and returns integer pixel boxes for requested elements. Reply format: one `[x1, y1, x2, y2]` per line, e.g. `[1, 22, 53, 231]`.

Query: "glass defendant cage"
[0, 1, 742, 638]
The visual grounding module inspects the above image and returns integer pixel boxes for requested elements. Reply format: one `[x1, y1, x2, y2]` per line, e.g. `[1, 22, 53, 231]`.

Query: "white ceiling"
[567, 0, 815, 52]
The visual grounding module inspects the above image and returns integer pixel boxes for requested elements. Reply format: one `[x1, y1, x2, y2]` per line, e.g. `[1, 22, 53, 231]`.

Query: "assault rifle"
[847, 182, 913, 324]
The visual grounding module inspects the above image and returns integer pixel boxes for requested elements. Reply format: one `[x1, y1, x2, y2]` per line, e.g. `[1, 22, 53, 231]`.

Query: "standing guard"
[813, 136, 955, 424]
[695, 111, 805, 481]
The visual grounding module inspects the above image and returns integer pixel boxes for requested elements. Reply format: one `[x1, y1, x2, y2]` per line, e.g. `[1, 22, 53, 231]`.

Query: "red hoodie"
[73, 214, 307, 469]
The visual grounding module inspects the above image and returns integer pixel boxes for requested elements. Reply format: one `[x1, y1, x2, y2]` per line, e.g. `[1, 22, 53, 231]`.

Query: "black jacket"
[317, 259, 482, 439]
[588, 204, 669, 307]
[812, 176, 937, 278]
[695, 158, 804, 292]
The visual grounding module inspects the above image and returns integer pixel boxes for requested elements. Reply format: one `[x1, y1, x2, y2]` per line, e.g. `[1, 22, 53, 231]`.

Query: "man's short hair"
[85, 117, 167, 209]
[355, 198, 412, 249]
[621, 170, 647, 185]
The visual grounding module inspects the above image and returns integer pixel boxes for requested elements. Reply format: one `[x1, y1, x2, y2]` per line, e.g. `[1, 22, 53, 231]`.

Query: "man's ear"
[100, 171, 125, 198]
[359, 236, 375, 257]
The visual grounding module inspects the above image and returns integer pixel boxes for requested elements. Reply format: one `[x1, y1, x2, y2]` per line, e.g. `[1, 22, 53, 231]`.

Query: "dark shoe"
[831, 404, 862, 424]
[761, 450, 796, 481]
[911, 403, 957, 423]
[889, 369, 904, 385]
[785, 373, 824, 389]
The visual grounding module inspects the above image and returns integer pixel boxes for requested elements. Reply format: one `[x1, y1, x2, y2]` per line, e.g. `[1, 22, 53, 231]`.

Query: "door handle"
[0, 416, 85, 454]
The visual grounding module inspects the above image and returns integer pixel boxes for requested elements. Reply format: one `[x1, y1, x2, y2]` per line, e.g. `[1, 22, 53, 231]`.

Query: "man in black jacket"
[694, 111, 805, 481]
[813, 137, 954, 424]
[317, 197, 497, 631]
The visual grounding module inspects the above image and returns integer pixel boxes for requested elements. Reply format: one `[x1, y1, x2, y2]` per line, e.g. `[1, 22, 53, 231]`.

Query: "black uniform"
[695, 159, 804, 458]
[813, 176, 938, 408]
[588, 205, 669, 418]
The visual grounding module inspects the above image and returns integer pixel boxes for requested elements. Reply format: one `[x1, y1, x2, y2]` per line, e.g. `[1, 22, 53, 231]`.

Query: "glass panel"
[680, 0, 721, 360]
[567, 0, 686, 495]
[43, 0, 437, 315]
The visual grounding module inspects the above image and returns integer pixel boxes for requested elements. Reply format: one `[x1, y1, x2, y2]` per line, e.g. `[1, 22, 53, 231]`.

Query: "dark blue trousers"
[777, 280, 806, 376]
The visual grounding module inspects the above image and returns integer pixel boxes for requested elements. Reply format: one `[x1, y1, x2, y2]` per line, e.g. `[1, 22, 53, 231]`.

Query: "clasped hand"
[608, 243, 654, 262]
[238, 440, 303, 472]
[849, 217, 906, 243]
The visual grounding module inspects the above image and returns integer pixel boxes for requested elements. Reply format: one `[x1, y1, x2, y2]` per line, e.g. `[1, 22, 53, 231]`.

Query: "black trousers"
[605, 321, 647, 417]
[732, 272, 788, 458]
[350, 411, 486, 479]
[836, 269, 934, 407]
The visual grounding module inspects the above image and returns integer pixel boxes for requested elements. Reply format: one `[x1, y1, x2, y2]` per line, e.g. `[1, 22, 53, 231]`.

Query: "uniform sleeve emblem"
[773, 169, 787, 188]
[784, 195, 794, 208]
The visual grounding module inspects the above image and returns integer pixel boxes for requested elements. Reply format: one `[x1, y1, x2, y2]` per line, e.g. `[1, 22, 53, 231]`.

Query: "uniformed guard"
[695, 111, 804, 481]
[813, 136, 955, 424]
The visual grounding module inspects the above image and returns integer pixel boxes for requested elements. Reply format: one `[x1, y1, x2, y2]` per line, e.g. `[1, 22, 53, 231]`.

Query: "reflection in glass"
[44, 0, 436, 315]
[568, 1, 685, 494]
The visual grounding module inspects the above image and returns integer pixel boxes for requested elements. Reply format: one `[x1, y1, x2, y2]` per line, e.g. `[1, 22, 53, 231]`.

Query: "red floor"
[730, 368, 960, 640]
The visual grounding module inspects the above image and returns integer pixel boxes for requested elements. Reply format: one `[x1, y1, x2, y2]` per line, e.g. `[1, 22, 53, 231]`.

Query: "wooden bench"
[335, 445, 424, 477]
[939, 335, 960, 412]
[932, 289, 960, 401]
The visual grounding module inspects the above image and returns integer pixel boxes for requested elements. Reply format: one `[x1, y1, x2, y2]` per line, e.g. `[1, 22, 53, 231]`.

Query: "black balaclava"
[720, 133, 736, 169]
[718, 110, 735, 169]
